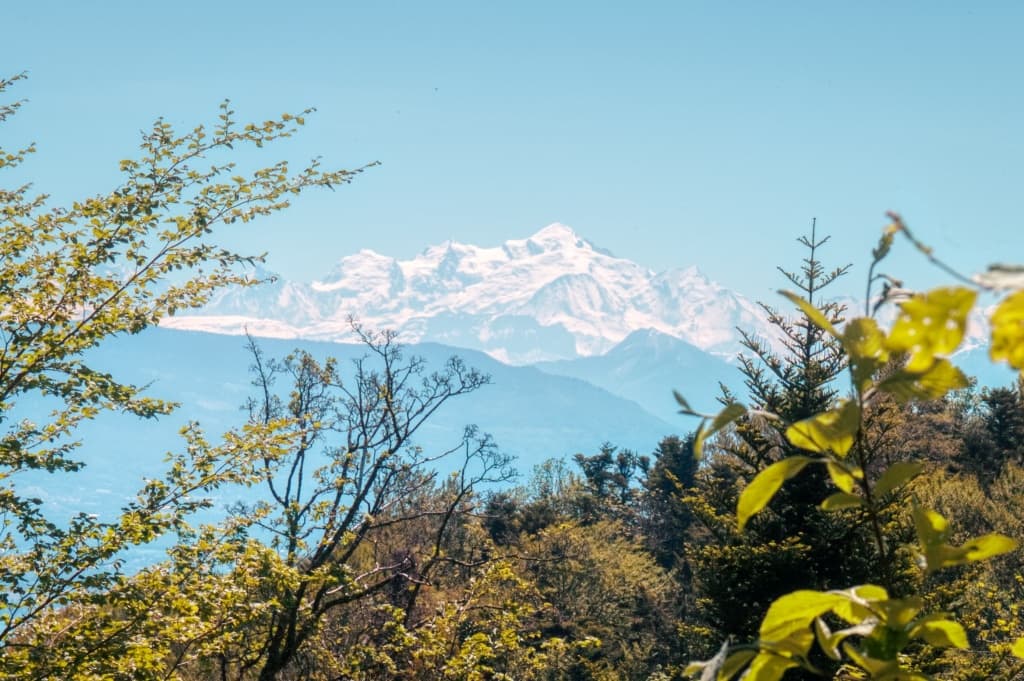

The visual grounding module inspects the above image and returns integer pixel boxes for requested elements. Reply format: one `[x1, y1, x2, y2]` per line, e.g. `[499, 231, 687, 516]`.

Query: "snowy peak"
[163, 223, 775, 364]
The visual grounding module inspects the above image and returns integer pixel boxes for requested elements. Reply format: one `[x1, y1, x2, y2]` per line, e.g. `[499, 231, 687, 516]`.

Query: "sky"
[3, 1, 1022, 302]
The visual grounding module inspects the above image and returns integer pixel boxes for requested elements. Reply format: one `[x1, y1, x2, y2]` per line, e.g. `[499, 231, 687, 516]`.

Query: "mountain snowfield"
[163, 223, 776, 364]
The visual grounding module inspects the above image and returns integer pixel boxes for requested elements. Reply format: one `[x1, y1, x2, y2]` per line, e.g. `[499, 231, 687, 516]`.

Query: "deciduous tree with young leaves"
[0, 72, 372, 676]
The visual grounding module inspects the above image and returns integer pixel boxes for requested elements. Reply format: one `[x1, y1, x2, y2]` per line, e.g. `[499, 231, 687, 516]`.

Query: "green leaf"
[821, 492, 864, 511]
[990, 289, 1024, 376]
[814, 618, 840, 660]
[842, 643, 902, 677]
[959, 533, 1018, 562]
[886, 286, 977, 371]
[779, 290, 840, 338]
[913, 504, 950, 547]
[830, 584, 888, 624]
[879, 596, 924, 628]
[759, 590, 847, 644]
[786, 399, 860, 456]
[694, 402, 746, 460]
[877, 359, 969, 404]
[911, 616, 968, 649]
[826, 460, 861, 494]
[815, 617, 876, 661]
[711, 402, 747, 433]
[674, 390, 695, 415]
[843, 318, 889, 390]
[738, 456, 814, 530]
[741, 653, 797, 681]
[718, 650, 757, 680]
[873, 462, 925, 498]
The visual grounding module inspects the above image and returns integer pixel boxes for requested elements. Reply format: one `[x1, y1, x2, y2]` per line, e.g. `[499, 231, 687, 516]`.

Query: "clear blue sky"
[3, 1, 1022, 301]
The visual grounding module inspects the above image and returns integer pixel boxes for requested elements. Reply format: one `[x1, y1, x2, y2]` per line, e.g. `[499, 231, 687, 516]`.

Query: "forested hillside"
[3, 74, 1024, 680]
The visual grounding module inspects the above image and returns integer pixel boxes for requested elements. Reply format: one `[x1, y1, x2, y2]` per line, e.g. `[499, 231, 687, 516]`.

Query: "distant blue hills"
[20, 328, 715, 530]
[16, 325, 1015, 571]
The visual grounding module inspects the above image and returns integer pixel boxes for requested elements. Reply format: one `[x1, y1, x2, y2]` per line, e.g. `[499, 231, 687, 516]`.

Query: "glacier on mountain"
[162, 223, 776, 364]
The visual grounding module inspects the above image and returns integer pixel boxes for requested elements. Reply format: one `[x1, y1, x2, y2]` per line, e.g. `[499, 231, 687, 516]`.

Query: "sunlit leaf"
[821, 492, 864, 511]
[879, 596, 924, 628]
[741, 653, 797, 681]
[711, 402, 747, 433]
[877, 359, 968, 404]
[760, 590, 847, 644]
[779, 290, 839, 338]
[842, 644, 898, 676]
[873, 462, 925, 498]
[886, 287, 977, 371]
[843, 318, 889, 390]
[826, 461, 860, 494]
[719, 649, 756, 680]
[738, 456, 814, 530]
[1012, 636, 1024, 659]
[958, 533, 1018, 562]
[913, 504, 950, 547]
[990, 289, 1024, 376]
[831, 584, 885, 625]
[815, 617, 876, 661]
[785, 399, 860, 456]
[694, 402, 746, 460]
[911, 615, 967, 649]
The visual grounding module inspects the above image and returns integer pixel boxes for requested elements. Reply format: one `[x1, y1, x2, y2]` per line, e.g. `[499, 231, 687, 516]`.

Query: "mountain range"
[162, 223, 775, 364]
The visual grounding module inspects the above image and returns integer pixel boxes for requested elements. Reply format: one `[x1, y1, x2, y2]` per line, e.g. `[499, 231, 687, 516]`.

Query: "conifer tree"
[685, 221, 880, 659]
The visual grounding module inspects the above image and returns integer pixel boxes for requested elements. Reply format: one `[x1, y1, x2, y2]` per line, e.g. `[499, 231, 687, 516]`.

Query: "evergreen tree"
[641, 434, 699, 569]
[685, 221, 881, 660]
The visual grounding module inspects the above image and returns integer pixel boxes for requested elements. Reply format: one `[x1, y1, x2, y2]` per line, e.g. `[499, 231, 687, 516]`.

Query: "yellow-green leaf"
[742, 653, 798, 681]
[711, 402, 747, 433]
[886, 286, 977, 371]
[912, 617, 968, 649]
[990, 289, 1024, 375]
[674, 390, 695, 415]
[959, 533, 1018, 562]
[1011, 636, 1024, 659]
[694, 402, 746, 460]
[826, 460, 861, 494]
[738, 456, 814, 530]
[877, 359, 969, 404]
[815, 617, 876, 661]
[913, 504, 950, 547]
[842, 643, 903, 676]
[786, 399, 860, 456]
[879, 596, 924, 628]
[821, 492, 864, 511]
[873, 461, 925, 498]
[779, 290, 840, 338]
[760, 590, 847, 644]
[814, 618, 840, 660]
[719, 649, 757, 680]
[843, 317, 890, 389]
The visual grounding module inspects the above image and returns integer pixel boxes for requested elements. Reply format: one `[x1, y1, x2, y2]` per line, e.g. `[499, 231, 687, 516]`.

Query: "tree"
[685, 215, 1024, 680]
[572, 443, 648, 526]
[641, 433, 699, 569]
[216, 328, 513, 680]
[959, 381, 1024, 483]
[0, 73, 372, 675]
[681, 221, 881, 659]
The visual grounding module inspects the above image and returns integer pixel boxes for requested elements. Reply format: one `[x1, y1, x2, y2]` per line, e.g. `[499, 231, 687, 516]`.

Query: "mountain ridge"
[163, 223, 776, 364]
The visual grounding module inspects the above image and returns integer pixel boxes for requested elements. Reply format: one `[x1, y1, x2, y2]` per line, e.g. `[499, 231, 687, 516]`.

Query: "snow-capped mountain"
[162, 223, 775, 364]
